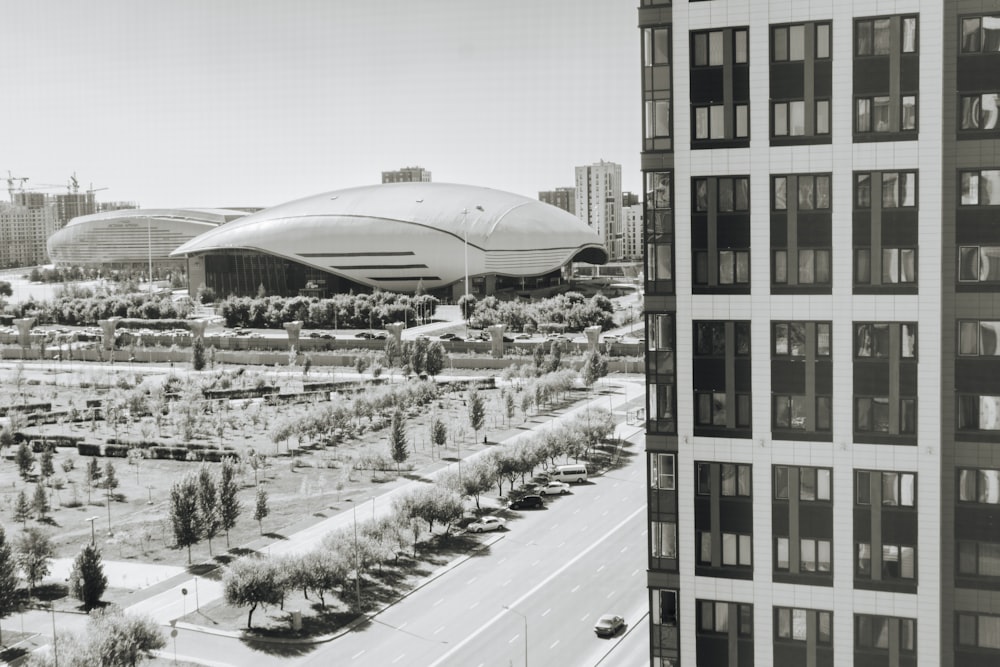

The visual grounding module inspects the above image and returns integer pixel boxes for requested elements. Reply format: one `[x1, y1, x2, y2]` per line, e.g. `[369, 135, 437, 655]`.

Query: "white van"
[550, 464, 588, 484]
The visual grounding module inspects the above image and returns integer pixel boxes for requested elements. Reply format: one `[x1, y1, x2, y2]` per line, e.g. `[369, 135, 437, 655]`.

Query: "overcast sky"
[2, 0, 639, 209]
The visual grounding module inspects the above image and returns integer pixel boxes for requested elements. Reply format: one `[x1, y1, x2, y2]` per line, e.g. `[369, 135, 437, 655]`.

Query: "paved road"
[288, 431, 647, 667]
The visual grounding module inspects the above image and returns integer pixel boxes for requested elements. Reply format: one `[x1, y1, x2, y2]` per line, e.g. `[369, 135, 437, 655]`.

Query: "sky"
[2, 0, 640, 210]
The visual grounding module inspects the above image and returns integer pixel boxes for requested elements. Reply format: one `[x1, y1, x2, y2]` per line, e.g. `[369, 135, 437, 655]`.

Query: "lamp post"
[85, 516, 98, 545]
[462, 208, 470, 299]
[503, 604, 528, 667]
[147, 217, 153, 295]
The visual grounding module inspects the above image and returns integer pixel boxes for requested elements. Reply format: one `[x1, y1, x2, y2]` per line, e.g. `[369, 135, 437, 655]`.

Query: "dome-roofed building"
[171, 183, 608, 298]
[47, 208, 254, 274]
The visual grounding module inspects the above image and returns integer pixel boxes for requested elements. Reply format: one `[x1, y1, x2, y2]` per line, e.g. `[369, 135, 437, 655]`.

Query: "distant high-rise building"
[0, 196, 58, 268]
[622, 191, 640, 207]
[538, 187, 576, 215]
[621, 204, 643, 261]
[575, 160, 623, 260]
[382, 166, 432, 183]
[52, 192, 96, 227]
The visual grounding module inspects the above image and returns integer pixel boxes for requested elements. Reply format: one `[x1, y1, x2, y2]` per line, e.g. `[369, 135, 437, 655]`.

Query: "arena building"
[46, 208, 253, 274]
[170, 183, 608, 299]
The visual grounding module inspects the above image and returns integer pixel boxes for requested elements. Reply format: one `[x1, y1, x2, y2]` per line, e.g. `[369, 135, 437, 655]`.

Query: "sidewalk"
[13, 376, 644, 665]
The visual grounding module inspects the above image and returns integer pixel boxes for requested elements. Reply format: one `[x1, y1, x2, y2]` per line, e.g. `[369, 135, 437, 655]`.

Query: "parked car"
[438, 332, 458, 340]
[515, 333, 531, 340]
[594, 614, 626, 638]
[467, 516, 506, 533]
[508, 495, 544, 510]
[539, 481, 571, 496]
[354, 331, 376, 339]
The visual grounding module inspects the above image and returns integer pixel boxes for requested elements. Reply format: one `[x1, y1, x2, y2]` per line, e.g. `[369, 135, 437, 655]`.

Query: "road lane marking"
[427, 503, 646, 667]
[398, 622, 407, 630]
[502, 578, 512, 586]
[531, 560, 540, 567]
[434, 626, 444, 635]
[596, 565, 605, 572]
[607, 591, 615, 598]
[470, 601, 479, 609]
[467, 577, 477, 584]
[631, 569, 640, 576]
[601, 510, 608, 516]
[352, 650, 365, 660]
[571, 584, 580, 593]
[509, 633, 520, 644]
[573, 509, 580, 514]
[392, 655, 405, 664]
[542, 608, 551, 617]
[498, 557, 507, 564]
[550, 640, 560, 649]
[620, 546, 628, 553]
[433, 598, 444, 606]
[581, 613, 589, 621]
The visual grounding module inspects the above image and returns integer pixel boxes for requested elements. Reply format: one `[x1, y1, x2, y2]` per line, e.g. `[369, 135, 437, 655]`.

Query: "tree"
[223, 556, 285, 629]
[425, 340, 446, 378]
[84, 607, 165, 667]
[87, 457, 102, 484]
[458, 293, 477, 323]
[218, 458, 241, 549]
[15, 442, 35, 480]
[39, 448, 54, 481]
[0, 526, 19, 645]
[0, 428, 13, 458]
[69, 544, 107, 610]
[103, 461, 119, 493]
[503, 390, 516, 425]
[467, 385, 486, 444]
[197, 466, 220, 556]
[253, 486, 269, 535]
[13, 489, 30, 527]
[582, 350, 609, 388]
[430, 418, 447, 456]
[388, 410, 408, 474]
[15, 527, 53, 599]
[169, 474, 201, 564]
[192, 336, 206, 371]
[31, 483, 49, 520]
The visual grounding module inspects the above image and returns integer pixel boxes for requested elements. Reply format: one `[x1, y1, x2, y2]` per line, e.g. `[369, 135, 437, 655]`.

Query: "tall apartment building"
[640, 2, 1000, 666]
[381, 166, 432, 183]
[0, 196, 59, 268]
[575, 160, 623, 260]
[538, 186, 577, 215]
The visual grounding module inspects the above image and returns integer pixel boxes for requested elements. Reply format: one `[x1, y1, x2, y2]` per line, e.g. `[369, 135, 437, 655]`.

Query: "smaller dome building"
[47, 208, 253, 273]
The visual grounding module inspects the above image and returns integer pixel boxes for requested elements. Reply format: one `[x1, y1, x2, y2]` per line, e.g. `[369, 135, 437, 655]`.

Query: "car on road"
[508, 495, 544, 510]
[594, 614, 626, 638]
[467, 516, 506, 533]
[515, 333, 531, 340]
[539, 481, 570, 496]
[355, 331, 377, 339]
[438, 332, 458, 340]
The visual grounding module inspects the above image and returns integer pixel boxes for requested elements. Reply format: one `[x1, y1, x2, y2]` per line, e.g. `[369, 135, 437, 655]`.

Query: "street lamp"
[503, 604, 528, 667]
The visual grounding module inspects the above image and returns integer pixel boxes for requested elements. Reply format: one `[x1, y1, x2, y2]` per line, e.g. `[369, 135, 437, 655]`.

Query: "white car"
[539, 481, 571, 496]
[467, 516, 506, 533]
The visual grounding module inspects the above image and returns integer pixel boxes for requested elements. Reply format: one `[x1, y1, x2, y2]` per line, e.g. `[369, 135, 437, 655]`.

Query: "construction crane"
[6, 170, 28, 201]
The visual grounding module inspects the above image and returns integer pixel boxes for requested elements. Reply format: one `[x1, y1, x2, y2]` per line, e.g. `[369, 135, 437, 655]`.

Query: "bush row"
[216, 292, 438, 330]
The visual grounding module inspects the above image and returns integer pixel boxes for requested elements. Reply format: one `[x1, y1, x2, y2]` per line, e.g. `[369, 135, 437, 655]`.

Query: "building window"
[855, 323, 917, 358]
[881, 471, 916, 506]
[650, 453, 675, 490]
[652, 589, 678, 626]
[961, 169, 1000, 205]
[961, 16, 1000, 53]
[958, 395, 1000, 430]
[771, 174, 833, 293]
[775, 537, 790, 570]
[961, 93, 1000, 131]
[693, 322, 751, 434]
[856, 615, 915, 652]
[958, 613, 1000, 650]
[646, 311, 675, 434]
[776, 608, 832, 643]
[644, 172, 673, 295]
[691, 27, 750, 148]
[721, 533, 752, 566]
[958, 468, 1000, 503]
[853, 15, 919, 142]
[881, 171, 917, 207]
[958, 541, 1000, 577]
[692, 177, 752, 292]
[642, 27, 672, 152]
[698, 601, 753, 635]
[652, 521, 678, 559]
[959, 246, 1000, 282]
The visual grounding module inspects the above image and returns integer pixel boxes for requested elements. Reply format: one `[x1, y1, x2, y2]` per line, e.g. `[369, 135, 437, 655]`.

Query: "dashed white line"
[607, 591, 616, 598]
[531, 560, 540, 567]
[509, 633, 520, 644]
[542, 608, 551, 617]
[620, 546, 628, 554]
[433, 598, 444, 607]
[469, 601, 479, 609]
[580, 613, 589, 621]
[502, 578, 512, 586]
[434, 626, 445, 635]
[392, 655, 406, 664]
[498, 557, 507, 564]
[596, 564, 605, 572]
[549, 640, 560, 649]
[631, 568, 640, 577]
[352, 650, 365, 660]
[571, 584, 581, 593]
[467, 577, 477, 584]
[601, 510, 609, 516]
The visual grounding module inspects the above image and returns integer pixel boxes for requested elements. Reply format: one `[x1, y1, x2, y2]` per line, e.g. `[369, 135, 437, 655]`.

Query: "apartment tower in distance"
[576, 160, 623, 260]
[539, 186, 577, 215]
[640, 2, 1000, 666]
[381, 166, 432, 183]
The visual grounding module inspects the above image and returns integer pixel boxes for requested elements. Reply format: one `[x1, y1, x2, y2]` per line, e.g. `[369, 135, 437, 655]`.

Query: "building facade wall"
[642, 2, 952, 666]
[575, 161, 623, 261]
